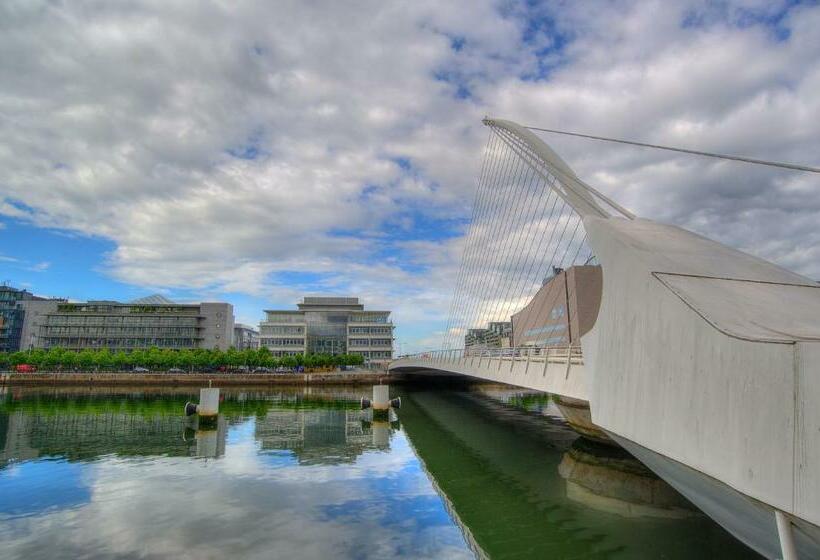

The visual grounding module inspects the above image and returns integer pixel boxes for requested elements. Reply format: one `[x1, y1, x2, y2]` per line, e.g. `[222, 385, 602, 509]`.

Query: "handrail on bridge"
[394, 345, 583, 364]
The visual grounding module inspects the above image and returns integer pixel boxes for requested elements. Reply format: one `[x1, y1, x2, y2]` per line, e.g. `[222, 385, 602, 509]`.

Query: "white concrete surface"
[391, 349, 587, 401]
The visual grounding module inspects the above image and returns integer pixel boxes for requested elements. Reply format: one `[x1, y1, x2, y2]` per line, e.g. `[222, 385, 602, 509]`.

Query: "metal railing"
[395, 345, 583, 364]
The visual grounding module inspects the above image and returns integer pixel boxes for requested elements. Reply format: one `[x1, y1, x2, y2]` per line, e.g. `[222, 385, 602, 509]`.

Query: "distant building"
[259, 296, 394, 364]
[0, 285, 64, 352]
[233, 323, 259, 350]
[464, 321, 512, 351]
[511, 265, 602, 347]
[20, 294, 234, 352]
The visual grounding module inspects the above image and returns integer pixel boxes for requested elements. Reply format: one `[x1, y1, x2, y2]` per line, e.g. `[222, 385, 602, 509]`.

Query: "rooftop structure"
[260, 296, 394, 363]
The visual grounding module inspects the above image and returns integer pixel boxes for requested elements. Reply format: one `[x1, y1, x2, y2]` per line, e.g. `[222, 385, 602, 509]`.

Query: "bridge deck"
[390, 346, 587, 401]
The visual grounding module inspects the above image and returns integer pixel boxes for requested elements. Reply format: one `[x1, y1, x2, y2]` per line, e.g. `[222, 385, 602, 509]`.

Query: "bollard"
[372, 385, 389, 410]
[372, 384, 389, 420]
[198, 387, 220, 416]
[184, 387, 220, 428]
[360, 385, 400, 419]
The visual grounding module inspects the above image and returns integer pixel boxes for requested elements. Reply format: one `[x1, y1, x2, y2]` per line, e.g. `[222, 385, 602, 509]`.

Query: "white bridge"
[395, 346, 587, 401]
[390, 118, 820, 559]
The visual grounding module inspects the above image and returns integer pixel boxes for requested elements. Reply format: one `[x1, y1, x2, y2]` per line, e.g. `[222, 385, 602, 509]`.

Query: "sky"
[1, 0, 819, 353]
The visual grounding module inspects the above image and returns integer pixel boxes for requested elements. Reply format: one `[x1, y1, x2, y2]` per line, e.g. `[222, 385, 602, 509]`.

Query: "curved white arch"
[483, 118, 635, 220]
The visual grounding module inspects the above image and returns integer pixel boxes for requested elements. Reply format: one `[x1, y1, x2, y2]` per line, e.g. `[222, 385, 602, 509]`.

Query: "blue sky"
[1, 0, 819, 352]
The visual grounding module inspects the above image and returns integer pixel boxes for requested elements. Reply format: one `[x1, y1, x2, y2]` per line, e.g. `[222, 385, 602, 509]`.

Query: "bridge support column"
[775, 510, 797, 560]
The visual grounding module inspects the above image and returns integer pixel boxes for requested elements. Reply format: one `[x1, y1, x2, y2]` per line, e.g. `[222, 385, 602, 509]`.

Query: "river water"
[0, 383, 759, 559]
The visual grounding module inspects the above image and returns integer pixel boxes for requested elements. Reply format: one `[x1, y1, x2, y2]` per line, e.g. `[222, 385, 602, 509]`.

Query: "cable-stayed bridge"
[389, 118, 820, 560]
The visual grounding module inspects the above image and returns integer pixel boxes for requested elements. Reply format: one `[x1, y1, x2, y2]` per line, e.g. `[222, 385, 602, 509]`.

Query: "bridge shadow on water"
[396, 377, 762, 559]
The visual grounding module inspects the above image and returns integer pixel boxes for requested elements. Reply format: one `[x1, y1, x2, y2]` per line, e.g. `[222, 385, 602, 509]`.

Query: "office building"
[259, 296, 394, 363]
[233, 323, 259, 350]
[464, 321, 512, 351]
[511, 265, 602, 347]
[20, 294, 234, 351]
[0, 285, 64, 352]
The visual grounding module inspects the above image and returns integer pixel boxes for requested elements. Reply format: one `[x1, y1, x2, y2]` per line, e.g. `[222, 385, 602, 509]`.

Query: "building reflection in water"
[253, 408, 397, 465]
[0, 389, 398, 469]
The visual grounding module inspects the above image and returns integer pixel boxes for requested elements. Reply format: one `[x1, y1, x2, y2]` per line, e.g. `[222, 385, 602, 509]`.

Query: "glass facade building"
[259, 297, 394, 363]
[464, 321, 512, 352]
[0, 285, 62, 352]
[19, 297, 234, 351]
[233, 324, 260, 350]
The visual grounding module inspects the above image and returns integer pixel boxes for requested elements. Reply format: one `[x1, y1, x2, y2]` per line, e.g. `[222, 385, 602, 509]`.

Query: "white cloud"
[1, 0, 818, 350]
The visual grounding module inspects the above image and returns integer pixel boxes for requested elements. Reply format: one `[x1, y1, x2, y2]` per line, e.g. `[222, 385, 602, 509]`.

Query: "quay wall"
[0, 370, 401, 387]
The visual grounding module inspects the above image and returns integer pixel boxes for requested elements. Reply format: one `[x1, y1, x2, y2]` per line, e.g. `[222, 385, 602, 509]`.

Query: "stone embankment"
[1, 370, 402, 386]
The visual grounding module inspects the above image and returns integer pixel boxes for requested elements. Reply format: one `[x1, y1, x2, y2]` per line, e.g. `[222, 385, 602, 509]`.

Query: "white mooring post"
[198, 387, 220, 417]
[372, 384, 390, 411]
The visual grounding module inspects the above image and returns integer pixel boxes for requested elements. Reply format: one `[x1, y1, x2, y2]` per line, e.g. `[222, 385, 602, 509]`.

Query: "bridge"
[390, 118, 820, 559]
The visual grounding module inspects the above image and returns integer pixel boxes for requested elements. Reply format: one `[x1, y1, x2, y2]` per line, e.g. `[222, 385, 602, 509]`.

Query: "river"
[0, 383, 760, 559]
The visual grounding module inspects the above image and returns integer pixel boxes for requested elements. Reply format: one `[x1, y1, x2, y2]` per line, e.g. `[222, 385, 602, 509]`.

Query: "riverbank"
[0, 369, 402, 386]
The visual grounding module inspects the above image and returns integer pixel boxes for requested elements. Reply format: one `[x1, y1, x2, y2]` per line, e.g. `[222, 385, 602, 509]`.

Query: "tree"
[112, 351, 128, 371]
[130, 349, 147, 369]
[9, 352, 28, 366]
[193, 350, 211, 371]
[177, 350, 194, 372]
[60, 351, 77, 370]
[77, 349, 95, 371]
[93, 349, 113, 371]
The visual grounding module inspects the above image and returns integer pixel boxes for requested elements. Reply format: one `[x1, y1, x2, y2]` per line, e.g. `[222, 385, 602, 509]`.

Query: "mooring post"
[372, 384, 390, 420]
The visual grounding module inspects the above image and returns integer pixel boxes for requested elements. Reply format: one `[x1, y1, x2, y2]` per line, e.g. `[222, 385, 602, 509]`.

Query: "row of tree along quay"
[0, 347, 366, 373]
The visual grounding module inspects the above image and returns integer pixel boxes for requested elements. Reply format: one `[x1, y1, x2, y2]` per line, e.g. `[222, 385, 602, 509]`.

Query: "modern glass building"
[233, 323, 260, 350]
[464, 321, 512, 352]
[259, 297, 394, 363]
[19, 295, 234, 351]
[0, 285, 63, 352]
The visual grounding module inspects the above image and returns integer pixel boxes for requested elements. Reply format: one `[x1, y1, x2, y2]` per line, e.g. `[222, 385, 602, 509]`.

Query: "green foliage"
[1, 346, 369, 372]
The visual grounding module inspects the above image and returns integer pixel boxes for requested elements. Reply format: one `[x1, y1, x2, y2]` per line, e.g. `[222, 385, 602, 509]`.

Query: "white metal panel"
[795, 342, 820, 523]
[656, 273, 820, 343]
[583, 216, 799, 519]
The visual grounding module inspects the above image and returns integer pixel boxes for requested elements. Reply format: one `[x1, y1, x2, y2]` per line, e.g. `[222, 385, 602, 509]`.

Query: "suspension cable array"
[440, 119, 626, 351]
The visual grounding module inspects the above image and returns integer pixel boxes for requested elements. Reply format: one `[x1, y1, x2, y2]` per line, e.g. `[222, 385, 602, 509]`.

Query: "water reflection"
[558, 438, 696, 519]
[0, 387, 470, 560]
[397, 385, 761, 559]
[0, 385, 761, 559]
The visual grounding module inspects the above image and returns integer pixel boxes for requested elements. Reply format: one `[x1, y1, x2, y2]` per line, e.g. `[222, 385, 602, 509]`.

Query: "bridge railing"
[394, 345, 583, 364]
